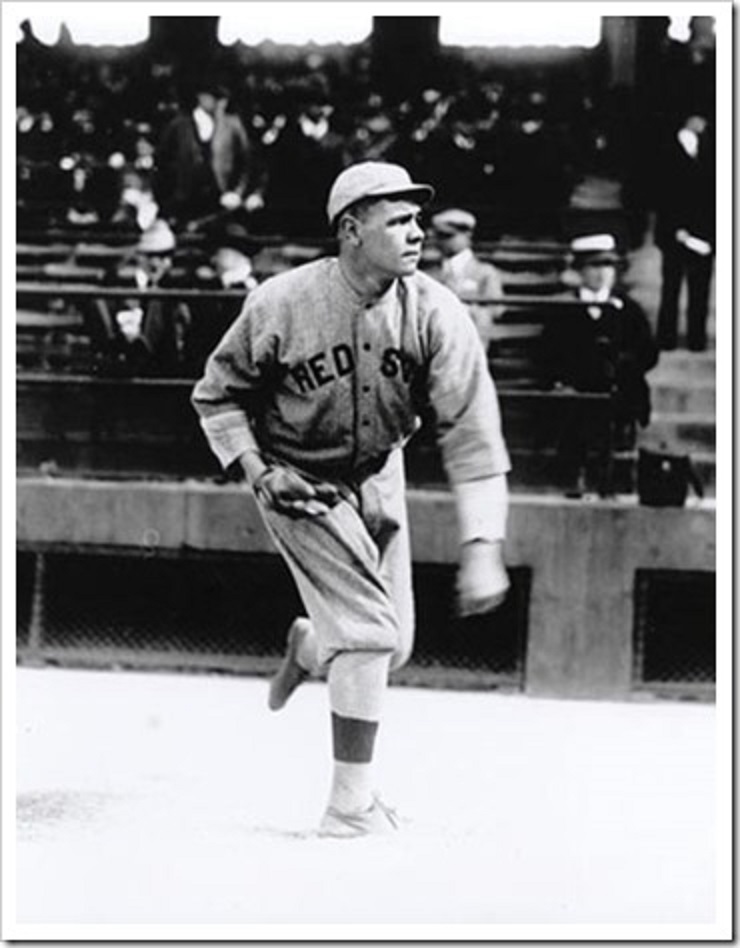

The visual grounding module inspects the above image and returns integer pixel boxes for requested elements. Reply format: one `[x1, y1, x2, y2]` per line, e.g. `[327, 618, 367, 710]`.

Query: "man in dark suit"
[154, 77, 259, 229]
[654, 114, 715, 352]
[85, 219, 189, 378]
[255, 77, 345, 237]
[539, 234, 659, 493]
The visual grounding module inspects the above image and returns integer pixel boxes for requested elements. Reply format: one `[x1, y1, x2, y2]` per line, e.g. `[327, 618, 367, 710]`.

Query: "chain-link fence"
[16, 547, 530, 691]
[633, 569, 716, 695]
[18, 549, 716, 695]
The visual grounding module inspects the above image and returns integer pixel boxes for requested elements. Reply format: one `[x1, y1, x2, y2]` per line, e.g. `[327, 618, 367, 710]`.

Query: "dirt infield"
[10, 665, 722, 937]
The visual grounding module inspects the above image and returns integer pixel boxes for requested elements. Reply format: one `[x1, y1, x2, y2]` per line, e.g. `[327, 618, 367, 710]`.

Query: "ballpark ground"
[10, 664, 721, 937]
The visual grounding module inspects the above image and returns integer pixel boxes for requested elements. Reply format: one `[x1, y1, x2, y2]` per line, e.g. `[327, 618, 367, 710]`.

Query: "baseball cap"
[327, 161, 434, 227]
[570, 233, 620, 266]
[431, 208, 477, 235]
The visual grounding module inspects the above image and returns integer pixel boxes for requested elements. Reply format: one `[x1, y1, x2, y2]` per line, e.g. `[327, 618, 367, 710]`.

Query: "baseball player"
[192, 161, 511, 838]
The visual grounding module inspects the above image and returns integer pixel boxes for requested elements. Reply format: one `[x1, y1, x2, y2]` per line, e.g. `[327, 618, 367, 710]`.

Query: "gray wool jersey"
[191, 256, 510, 486]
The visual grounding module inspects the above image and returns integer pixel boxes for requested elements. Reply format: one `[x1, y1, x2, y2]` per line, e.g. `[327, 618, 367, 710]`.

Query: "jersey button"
[362, 385, 371, 393]
[363, 343, 371, 351]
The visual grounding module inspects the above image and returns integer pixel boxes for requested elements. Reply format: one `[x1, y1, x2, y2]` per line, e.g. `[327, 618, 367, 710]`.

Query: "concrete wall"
[17, 478, 715, 699]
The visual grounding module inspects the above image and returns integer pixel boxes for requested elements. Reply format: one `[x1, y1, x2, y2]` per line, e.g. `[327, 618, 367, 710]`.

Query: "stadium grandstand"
[15, 12, 717, 701]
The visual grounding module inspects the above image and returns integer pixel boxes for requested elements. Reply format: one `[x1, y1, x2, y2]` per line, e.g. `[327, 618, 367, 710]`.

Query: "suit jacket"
[654, 126, 715, 250]
[427, 252, 504, 347]
[539, 292, 658, 426]
[155, 110, 253, 223]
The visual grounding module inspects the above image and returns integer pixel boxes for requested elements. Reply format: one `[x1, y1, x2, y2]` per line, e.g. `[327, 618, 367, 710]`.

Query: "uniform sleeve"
[191, 292, 273, 469]
[452, 473, 509, 543]
[425, 293, 511, 485]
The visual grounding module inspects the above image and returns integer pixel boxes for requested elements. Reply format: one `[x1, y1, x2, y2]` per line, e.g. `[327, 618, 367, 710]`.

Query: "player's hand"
[253, 467, 340, 518]
[456, 539, 510, 617]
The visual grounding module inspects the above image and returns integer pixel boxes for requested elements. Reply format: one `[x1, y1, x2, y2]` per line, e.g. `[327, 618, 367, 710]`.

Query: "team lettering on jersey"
[289, 345, 417, 394]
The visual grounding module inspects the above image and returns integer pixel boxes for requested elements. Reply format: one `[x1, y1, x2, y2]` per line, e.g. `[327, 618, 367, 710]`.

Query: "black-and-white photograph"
[4, 2, 731, 939]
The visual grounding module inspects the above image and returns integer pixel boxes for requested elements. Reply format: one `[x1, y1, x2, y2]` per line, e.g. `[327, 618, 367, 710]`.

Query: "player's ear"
[338, 213, 362, 246]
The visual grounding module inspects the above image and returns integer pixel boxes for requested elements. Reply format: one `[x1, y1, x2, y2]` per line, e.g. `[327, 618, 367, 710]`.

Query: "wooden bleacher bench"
[16, 368, 615, 494]
[16, 244, 76, 263]
[15, 265, 617, 494]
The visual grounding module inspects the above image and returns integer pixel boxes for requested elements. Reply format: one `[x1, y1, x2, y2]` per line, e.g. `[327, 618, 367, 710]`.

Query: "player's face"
[355, 198, 425, 279]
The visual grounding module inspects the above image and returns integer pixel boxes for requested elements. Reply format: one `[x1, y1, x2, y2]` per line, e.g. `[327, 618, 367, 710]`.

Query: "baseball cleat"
[268, 618, 311, 711]
[318, 795, 399, 838]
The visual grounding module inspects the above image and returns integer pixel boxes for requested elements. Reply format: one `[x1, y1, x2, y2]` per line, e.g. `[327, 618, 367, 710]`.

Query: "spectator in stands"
[185, 224, 259, 376]
[494, 92, 578, 237]
[413, 95, 491, 211]
[427, 208, 504, 352]
[85, 220, 188, 377]
[63, 151, 122, 227]
[539, 234, 658, 493]
[154, 77, 260, 231]
[255, 76, 345, 237]
[342, 95, 402, 166]
[657, 16, 716, 134]
[112, 167, 159, 232]
[654, 114, 715, 352]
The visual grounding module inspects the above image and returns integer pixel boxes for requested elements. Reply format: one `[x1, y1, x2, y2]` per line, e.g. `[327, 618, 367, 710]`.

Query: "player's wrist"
[239, 449, 270, 487]
[459, 537, 504, 565]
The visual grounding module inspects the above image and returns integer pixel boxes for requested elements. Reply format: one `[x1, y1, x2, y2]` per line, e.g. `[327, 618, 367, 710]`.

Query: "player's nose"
[408, 219, 424, 243]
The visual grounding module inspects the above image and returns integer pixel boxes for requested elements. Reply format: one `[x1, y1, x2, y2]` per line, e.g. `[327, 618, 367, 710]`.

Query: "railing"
[16, 282, 619, 494]
[16, 282, 594, 310]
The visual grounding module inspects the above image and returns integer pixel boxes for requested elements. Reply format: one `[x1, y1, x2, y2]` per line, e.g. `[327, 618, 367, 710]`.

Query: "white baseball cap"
[327, 161, 434, 226]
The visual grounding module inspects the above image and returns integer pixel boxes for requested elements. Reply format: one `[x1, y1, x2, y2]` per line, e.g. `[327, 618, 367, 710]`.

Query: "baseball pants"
[257, 448, 415, 672]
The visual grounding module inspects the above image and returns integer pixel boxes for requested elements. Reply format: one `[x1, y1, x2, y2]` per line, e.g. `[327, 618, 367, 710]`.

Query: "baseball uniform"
[192, 256, 510, 668]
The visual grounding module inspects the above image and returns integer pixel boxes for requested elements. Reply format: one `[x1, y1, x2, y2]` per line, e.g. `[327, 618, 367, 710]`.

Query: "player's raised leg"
[268, 617, 320, 711]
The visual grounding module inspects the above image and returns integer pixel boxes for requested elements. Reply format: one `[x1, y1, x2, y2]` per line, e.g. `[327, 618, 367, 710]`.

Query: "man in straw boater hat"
[193, 161, 511, 837]
[539, 233, 658, 494]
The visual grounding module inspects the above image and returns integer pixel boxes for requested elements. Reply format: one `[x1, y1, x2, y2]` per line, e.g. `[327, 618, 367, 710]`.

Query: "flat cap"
[327, 161, 434, 226]
[431, 208, 477, 234]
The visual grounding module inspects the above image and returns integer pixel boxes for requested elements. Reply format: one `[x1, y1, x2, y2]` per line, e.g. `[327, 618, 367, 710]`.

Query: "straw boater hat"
[570, 233, 621, 267]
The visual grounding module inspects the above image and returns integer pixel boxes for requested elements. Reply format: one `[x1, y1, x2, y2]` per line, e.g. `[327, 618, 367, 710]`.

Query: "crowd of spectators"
[15, 18, 716, 502]
[17, 16, 715, 369]
[16, 23, 611, 241]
